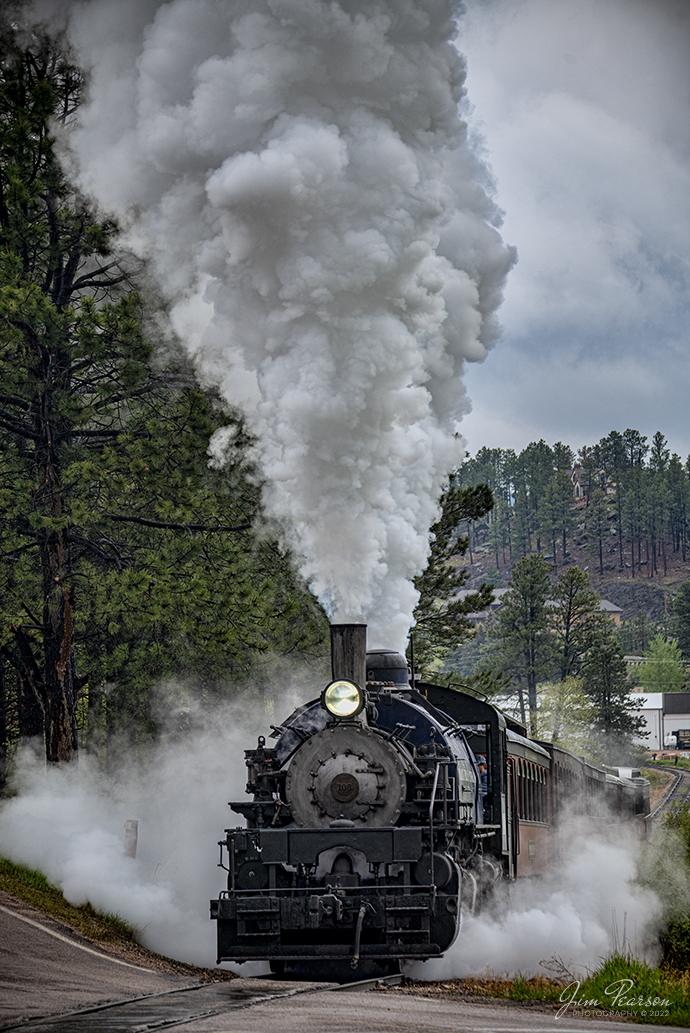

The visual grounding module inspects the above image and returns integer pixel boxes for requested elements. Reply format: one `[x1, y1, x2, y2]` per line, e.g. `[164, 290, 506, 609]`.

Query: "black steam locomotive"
[210, 624, 649, 975]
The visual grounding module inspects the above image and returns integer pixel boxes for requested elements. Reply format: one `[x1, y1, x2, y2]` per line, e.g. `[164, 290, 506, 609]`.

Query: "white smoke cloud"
[411, 824, 661, 980]
[29, 0, 514, 651]
[0, 694, 275, 967]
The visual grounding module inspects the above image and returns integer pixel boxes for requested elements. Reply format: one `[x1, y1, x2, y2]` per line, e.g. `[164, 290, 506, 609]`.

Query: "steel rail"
[0, 973, 403, 1032]
[646, 763, 690, 828]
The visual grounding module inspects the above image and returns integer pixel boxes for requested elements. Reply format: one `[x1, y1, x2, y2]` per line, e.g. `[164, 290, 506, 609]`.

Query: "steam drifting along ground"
[0, 695, 271, 968]
[0, 704, 664, 975]
[411, 823, 661, 981]
[28, 0, 515, 651]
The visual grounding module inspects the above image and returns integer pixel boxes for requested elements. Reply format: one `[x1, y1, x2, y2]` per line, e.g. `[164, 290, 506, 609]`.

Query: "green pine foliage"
[580, 625, 647, 762]
[487, 553, 554, 732]
[0, 30, 328, 770]
[551, 566, 609, 680]
[410, 481, 494, 675]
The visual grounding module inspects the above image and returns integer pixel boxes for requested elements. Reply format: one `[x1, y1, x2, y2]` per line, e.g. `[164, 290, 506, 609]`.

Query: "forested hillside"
[454, 433, 690, 630]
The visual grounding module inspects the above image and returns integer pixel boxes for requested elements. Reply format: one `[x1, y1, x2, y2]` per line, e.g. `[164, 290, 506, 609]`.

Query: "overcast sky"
[456, 0, 690, 462]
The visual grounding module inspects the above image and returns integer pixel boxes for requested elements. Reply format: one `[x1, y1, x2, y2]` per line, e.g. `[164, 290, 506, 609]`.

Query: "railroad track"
[0, 973, 403, 1033]
[647, 763, 690, 830]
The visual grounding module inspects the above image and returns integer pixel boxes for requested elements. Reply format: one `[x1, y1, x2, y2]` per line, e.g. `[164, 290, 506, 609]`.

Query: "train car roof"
[582, 760, 607, 783]
[506, 728, 551, 763]
[535, 739, 583, 764]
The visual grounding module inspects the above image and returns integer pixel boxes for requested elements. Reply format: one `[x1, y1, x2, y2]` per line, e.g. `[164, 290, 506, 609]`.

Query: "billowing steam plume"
[33, 0, 514, 649]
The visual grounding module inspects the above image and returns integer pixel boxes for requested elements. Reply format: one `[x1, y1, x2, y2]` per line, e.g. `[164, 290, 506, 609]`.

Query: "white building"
[633, 692, 690, 750]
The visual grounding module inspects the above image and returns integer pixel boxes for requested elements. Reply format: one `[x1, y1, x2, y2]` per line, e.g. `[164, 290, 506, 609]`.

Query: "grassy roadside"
[0, 857, 137, 946]
[401, 958, 690, 1026]
[566, 957, 690, 1026]
[640, 767, 675, 809]
[647, 757, 690, 772]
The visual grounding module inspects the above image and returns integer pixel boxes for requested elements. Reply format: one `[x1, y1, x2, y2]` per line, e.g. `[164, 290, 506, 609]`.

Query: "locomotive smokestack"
[330, 624, 367, 689]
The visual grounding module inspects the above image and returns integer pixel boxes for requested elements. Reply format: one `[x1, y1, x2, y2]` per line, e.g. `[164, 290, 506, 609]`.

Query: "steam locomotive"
[210, 624, 649, 976]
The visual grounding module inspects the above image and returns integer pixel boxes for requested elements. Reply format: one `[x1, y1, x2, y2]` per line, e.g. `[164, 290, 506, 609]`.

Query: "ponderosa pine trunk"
[33, 338, 83, 762]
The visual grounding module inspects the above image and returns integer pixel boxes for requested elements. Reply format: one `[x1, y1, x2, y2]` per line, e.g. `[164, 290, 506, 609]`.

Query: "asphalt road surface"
[0, 891, 190, 1024]
[1, 892, 687, 1033]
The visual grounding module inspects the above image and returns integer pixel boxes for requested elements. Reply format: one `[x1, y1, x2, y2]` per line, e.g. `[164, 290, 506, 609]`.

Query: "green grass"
[640, 767, 674, 789]
[557, 955, 690, 1027]
[505, 975, 563, 1002]
[649, 756, 690, 771]
[0, 857, 137, 944]
[408, 957, 690, 1025]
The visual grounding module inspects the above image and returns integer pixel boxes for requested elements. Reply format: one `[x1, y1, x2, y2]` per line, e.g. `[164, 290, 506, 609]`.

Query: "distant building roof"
[663, 692, 690, 714]
[454, 587, 509, 605]
[598, 599, 622, 614]
[635, 693, 663, 707]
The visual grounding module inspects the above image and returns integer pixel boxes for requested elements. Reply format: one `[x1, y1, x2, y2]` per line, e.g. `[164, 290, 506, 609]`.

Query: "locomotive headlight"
[322, 679, 364, 718]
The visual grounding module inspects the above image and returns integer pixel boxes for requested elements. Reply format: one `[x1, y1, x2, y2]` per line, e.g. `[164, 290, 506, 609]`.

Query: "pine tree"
[551, 566, 608, 681]
[0, 37, 138, 761]
[584, 488, 609, 574]
[489, 553, 554, 732]
[597, 430, 627, 569]
[581, 627, 646, 762]
[410, 481, 494, 675]
[0, 32, 329, 764]
[542, 470, 575, 566]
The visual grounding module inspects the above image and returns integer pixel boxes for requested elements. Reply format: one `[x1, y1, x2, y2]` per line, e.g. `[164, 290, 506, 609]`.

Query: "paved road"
[180, 988, 687, 1033]
[1, 892, 687, 1033]
[0, 891, 191, 1025]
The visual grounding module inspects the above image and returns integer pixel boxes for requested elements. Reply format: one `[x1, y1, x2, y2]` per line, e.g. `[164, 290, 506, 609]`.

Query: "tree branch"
[107, 513, 253, 533]
[0, 414, 40, 441]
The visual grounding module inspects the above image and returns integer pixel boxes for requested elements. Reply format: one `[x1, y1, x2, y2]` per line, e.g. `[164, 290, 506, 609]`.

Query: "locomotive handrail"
[218, 883, 437, 898]
[428, 761, 441, 823]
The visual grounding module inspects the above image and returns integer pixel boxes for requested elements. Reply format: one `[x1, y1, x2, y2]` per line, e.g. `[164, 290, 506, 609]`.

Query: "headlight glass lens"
[323, 679, 362, 717]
